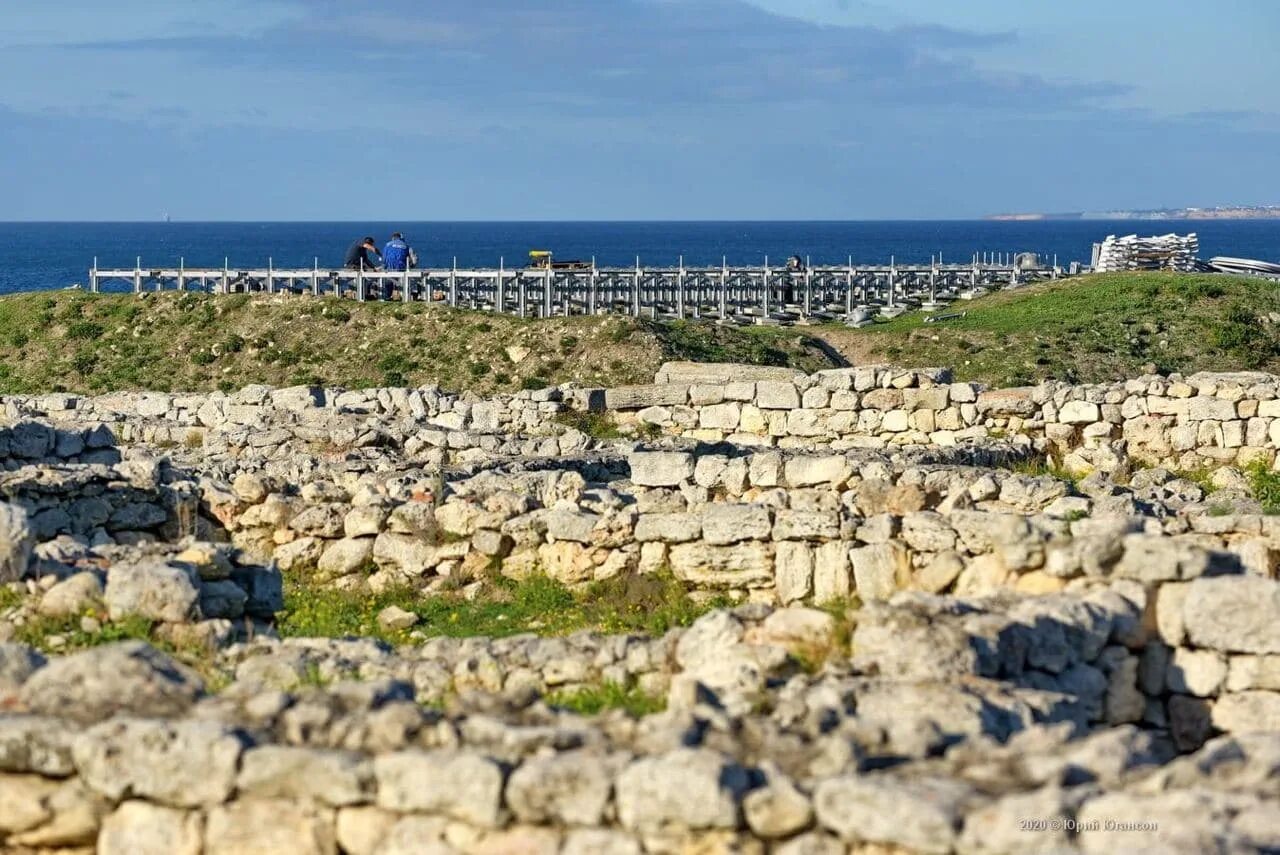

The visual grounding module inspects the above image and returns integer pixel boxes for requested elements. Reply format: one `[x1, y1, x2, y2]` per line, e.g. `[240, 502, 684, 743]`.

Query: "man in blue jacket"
[380, 233, 418, 299]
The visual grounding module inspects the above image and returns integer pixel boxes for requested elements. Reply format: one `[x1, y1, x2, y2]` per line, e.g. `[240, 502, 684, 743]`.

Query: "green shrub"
[190, 350, 215, 366]
[65, 321, 105, 341]
[70, 351, 96, 375]
[1246, 461, 1280, 514]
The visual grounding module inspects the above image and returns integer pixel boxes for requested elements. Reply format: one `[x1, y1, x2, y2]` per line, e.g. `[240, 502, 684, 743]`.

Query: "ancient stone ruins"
[1, 361, 1278, 853]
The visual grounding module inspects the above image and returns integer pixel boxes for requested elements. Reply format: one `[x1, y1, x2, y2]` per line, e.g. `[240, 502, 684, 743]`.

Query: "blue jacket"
[383, 238, 411, 271]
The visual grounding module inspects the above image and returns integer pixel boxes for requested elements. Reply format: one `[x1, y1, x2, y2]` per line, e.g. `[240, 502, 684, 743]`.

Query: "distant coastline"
[987, 206, 1280, 221]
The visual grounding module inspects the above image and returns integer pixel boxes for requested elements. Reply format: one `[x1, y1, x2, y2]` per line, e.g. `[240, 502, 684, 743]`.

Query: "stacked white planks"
[1093, 233, 1200, 272]
[1209, 257, 1280, 280]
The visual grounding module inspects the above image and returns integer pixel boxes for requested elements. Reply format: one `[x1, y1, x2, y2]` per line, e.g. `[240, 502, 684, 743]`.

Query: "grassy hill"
[1, 272, 1276, 395]
[821, 271, 1280, 386]
[0, 291, 835, 395]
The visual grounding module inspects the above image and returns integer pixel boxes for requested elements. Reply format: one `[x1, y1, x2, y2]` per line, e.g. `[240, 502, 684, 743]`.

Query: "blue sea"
[2, 220, 1279, 295]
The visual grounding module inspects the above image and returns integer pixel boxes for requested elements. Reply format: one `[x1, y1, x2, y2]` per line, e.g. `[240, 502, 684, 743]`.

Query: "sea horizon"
[3, 218, 1278, 296]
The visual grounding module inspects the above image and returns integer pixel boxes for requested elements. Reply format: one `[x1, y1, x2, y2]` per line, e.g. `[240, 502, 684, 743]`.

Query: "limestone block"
[1166, 648, 1229, 696]
[850, 542, 910, 602]
[204, 799, 336, 855]
[374, 750, 504, 827]
[74, 718, 243, 807]
[861, 388, 902, 410]
[702, 503, 772, 544]
[104, 560, 200, 623]
[814, 776, 967, 852]
[688, 384, 726, 406]
[668, 542, 773, 587]
[628, 451, 695, 487]
[1182, 575, 1280, 653]
[634, 513, 701, 543]
[699, 402, 742, 430]
[755, 381, 801, 410]
[615, 749, 750, 832]
[773, 510, 840, 541]
[237, 746, 372, 806]
[0, 503, 34, 584]
[881, 410, 910, 432]
[605, 384, 689, 410]
[1211, 691, 1280, 733]
[783, 454, 851, 487]
[775, 541, 814, 604]
[914, 551, 964, 594]
[99, 801, 202, 855]
[801, 387, 830, 408]
[900, 511, 957, 552]
[318, 537, 374, 577]
[813, 541, 852, 603]
[1226, 655, 1280, 691]
[1188, 396, 1238, 421]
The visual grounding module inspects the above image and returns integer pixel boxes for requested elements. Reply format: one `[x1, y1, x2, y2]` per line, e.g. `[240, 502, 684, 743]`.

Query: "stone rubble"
[0, 362, 1277, 852]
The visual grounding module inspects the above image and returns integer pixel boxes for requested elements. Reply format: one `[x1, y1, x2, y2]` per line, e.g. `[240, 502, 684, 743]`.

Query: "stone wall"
[1, 577, 1278, 853]
[11, 364, 1280, 474]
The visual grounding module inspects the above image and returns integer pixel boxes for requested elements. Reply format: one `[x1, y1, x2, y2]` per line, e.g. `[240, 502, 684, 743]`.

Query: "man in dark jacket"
[344, 236, 381, 271]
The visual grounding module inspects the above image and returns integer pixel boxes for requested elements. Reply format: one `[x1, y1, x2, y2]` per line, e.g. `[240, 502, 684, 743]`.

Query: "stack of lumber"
[1093, 233, 1200, 272]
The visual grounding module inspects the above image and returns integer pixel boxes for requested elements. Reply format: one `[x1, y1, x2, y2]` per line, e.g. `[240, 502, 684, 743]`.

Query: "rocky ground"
[0, 363, 1278, 853]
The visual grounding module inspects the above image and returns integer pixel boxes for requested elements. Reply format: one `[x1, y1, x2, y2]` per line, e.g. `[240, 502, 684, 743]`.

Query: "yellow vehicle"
[528, 250, 591, 271]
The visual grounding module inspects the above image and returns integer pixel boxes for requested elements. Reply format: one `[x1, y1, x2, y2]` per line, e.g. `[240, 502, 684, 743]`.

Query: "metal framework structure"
[88, 254, 1064, 323]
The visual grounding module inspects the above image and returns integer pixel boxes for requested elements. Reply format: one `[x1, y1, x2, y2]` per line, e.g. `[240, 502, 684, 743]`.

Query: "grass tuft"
[545, 681, 666, 717]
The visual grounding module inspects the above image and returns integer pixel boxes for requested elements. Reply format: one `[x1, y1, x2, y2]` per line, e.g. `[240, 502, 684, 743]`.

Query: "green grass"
[554, 410, 623, 440]
[0, 585, 24, 612]
[649, 319, 832, 373]
[14, 613, 155, 651]
[277, 572, 729, 644]
[828, 272, 1280, 386]
[1011, 456, 1078, 489]
[1173, 468, 1218, 496]
[0, 292, 838, 395]
[545, 681, 666, 717]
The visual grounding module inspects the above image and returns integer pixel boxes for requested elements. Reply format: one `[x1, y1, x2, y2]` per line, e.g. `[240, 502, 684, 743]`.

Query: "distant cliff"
[987, 206, 1280, 221]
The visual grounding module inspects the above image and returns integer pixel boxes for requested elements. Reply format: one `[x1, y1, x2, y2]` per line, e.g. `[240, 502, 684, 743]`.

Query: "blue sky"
[2, 0, 1277, 220]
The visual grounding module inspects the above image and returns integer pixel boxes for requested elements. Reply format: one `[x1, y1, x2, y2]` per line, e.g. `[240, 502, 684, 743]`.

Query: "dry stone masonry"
[0, 362, 1278, 852]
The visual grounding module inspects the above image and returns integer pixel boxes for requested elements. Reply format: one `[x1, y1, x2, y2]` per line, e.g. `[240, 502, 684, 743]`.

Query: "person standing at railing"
[381, 232, 418, 299]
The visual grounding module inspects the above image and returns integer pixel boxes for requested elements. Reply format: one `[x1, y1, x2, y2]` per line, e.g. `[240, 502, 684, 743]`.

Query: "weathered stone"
[20, 642, 203, 723]
[634, 513, 701, 543]
[1211, 691, 1280, 733]
[628, 451, 695, 487]
[668, 542, 773, 587]
[0, 502, 34, 583]
[506, 750, 616, 826]
[774, 542, 814, 604]
[238, 746, 372, 806]
[1166, 648, 1229, 697]
[702, 503, 772, 545]
[615, 748, 750, 831]
[99, 800, 203, 855]
[204, 798, 336, 855]
[74, 718, 244, 807]
[814, 775, 968, 853]
[104, 559, 200, 623]
[318, 537, 373, 578]
[743, 772, 813, 839]
[850, 542, 909, 601]
[1182, 575, 1280, 654]
[374, 750, 504, 827]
